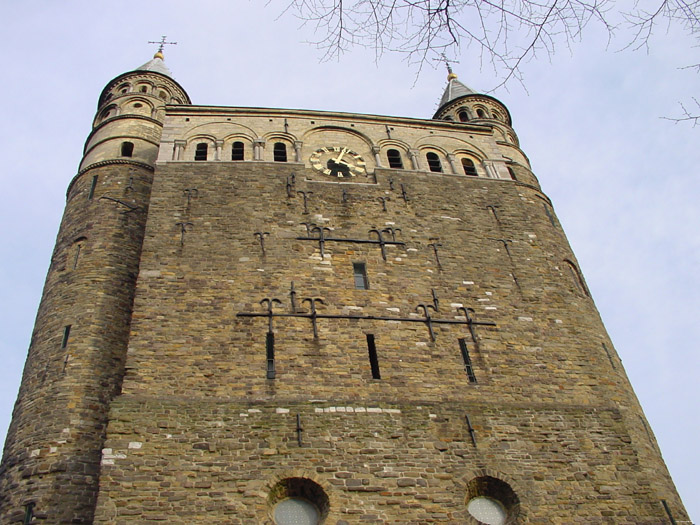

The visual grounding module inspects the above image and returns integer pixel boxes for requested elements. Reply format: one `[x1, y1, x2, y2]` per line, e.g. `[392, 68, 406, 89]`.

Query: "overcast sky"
[1, 1, 697, 520]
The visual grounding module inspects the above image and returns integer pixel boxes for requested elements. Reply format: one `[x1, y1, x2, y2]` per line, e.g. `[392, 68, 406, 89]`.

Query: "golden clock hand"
[334, 147, 349, 164]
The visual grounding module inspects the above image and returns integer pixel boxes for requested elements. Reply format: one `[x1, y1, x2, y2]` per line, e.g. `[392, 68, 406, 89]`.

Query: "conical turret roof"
[437, 73, 477, 108]
[135, 51, 173, 78]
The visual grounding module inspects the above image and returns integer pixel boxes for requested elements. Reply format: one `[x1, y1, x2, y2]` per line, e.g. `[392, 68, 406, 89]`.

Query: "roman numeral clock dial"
[310, 146, 366, 178]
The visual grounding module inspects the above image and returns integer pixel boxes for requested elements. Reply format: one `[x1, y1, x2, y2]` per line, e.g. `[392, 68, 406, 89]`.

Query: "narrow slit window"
[565, 259, 590, 297]
[426, 152, 442, 173]
[231, 141, 244, 161]
[88, 175, 98, 200]
[353, 262, 369, 289]
[273, 142, 288, 162]
[61, 325, 71, 349]
[266, 332, 275, 379]
[72, 238, 86, 270]
[458, 338, 477, 383]
[121, 141, 134, 157]
[462, 158, 478, 176]
[366, 334, 381, 379]
[507, 167, 517, 180]
[387, 149, 403, 169]
[458, 110, 470, 122]
[195, 143, 208, 161]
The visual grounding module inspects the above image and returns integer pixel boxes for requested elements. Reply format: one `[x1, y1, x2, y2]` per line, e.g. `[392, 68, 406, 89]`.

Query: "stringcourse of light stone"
[0, 52, 690, 524]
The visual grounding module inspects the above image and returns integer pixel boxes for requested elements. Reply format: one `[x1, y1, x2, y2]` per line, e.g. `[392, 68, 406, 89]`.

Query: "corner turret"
[80, 51, 191, 172]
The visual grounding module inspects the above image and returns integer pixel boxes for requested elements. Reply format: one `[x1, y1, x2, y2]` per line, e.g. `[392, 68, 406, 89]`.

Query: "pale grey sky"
[1, 1, 697, 519]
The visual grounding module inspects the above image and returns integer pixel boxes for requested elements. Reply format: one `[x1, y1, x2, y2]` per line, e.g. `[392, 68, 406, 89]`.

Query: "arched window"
[443, 115, 454, 121]
[273, 142, 288, 162]
[195, 143, 208, 161]
[458, 110, 470, 122]
[462, 158, 478, 176]
[387, 149, 403, 169]
[492, 110, 501, 121]
[140, 86, 148, 93]
[565, 260, 590, 297]
[121, 142, 134, 157]
[231, 141, 244, 161]
[476, 108, 487, 118]
[426, 152, 443, 173]
[159, 90, 168, 101]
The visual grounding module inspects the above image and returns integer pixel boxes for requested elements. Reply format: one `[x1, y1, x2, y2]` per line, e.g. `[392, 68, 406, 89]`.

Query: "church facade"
[0, 52, 689, 524]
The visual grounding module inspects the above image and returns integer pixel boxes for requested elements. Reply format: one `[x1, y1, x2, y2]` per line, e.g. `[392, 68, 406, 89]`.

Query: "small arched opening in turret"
[195, 143, 208, 161]
[121, 142, 134, 158]
[158, 89, 169, 101]
[232, 141, 245, 161]
[118, 83, 131, 94]
[426, 152, 443, 173]
[273, 142, 288, 162]
[492, 110, 502, 121]
[476, 108, 487, 119]
[387, 149, 403, 169]
[458, 110, 470, 122]
[461, 158, 478, 176]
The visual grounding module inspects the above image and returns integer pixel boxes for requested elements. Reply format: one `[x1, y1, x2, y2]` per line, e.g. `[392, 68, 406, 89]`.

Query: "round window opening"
[467, 496, 507, 524]
[465, 476, 519, 524]
[268, 477, 329, 525]
[274, 497, 320, 525]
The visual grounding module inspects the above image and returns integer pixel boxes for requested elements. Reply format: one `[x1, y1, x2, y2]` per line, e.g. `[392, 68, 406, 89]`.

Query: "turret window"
[387, 149, 403, 169]
[195, 143, 208, 161]
[458, 110, 470, 122]
[121, 142, 134, 157]
[273, 142, 288, 162]
[462, 158, 478, 176]
[426, 152, 443, 173]
[232, 141, 245, 161]
[476, 108, 487, 118]
[492, 110, 502, 121]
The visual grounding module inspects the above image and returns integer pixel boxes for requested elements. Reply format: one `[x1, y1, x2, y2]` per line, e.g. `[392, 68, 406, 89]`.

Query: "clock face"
[310, 147, 366, 178]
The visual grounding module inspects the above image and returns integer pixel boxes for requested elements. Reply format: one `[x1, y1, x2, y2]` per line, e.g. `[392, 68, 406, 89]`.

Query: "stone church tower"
[0, 52, 689, 524]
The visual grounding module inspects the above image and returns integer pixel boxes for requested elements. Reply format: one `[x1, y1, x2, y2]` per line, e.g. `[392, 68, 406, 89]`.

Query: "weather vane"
[436, 53, 460, 76]
[148, 36, 177, 54]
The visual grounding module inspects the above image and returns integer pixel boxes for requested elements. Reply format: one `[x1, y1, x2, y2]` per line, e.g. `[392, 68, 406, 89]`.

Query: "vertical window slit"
[266, 332, 275, 379]
[353, 262, 369, 289]
[88, 175, 98, 200]
[61, 325, 71, 349]
[367, 334, 380, 379]
[459, 338, 477, 383]
[602, 343, 616, 369]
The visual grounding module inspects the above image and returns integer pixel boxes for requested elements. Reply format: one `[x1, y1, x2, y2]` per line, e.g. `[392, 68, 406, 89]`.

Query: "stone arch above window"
[476, 108, 487, 119]
[268, 477, 329, 525]
[387, 149, 403, 169]
[465, 476, 520, 525]
[117, 83, 131, 94]
[426, 152, 443, 173]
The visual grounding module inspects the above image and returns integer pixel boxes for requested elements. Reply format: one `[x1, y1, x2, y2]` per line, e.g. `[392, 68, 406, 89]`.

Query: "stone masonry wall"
[93, 154, 688, 522]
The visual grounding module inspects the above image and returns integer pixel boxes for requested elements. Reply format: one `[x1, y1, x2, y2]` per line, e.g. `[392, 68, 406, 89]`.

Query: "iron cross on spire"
[436, 53, 460, 76]
[148, 36, 177, 54]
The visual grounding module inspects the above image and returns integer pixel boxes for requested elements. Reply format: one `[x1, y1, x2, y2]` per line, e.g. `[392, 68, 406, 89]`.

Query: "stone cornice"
[66, 160, 154, 198]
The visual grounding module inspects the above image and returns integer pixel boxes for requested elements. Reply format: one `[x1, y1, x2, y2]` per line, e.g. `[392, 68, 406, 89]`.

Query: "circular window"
[133, 103, 143, 108]
[274, 498, 320, 525]
[465, 476, 519, 524]
[467, 496, 506, 524]
[268, 477, 329, 524]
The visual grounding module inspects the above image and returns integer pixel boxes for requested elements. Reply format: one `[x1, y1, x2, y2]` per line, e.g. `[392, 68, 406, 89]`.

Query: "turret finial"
[148, 35, 177, 59]
[438, 53, 459, 81]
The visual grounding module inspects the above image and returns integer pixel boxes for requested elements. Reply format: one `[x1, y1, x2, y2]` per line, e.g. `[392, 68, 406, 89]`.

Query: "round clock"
[309, 146, 366, 178]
